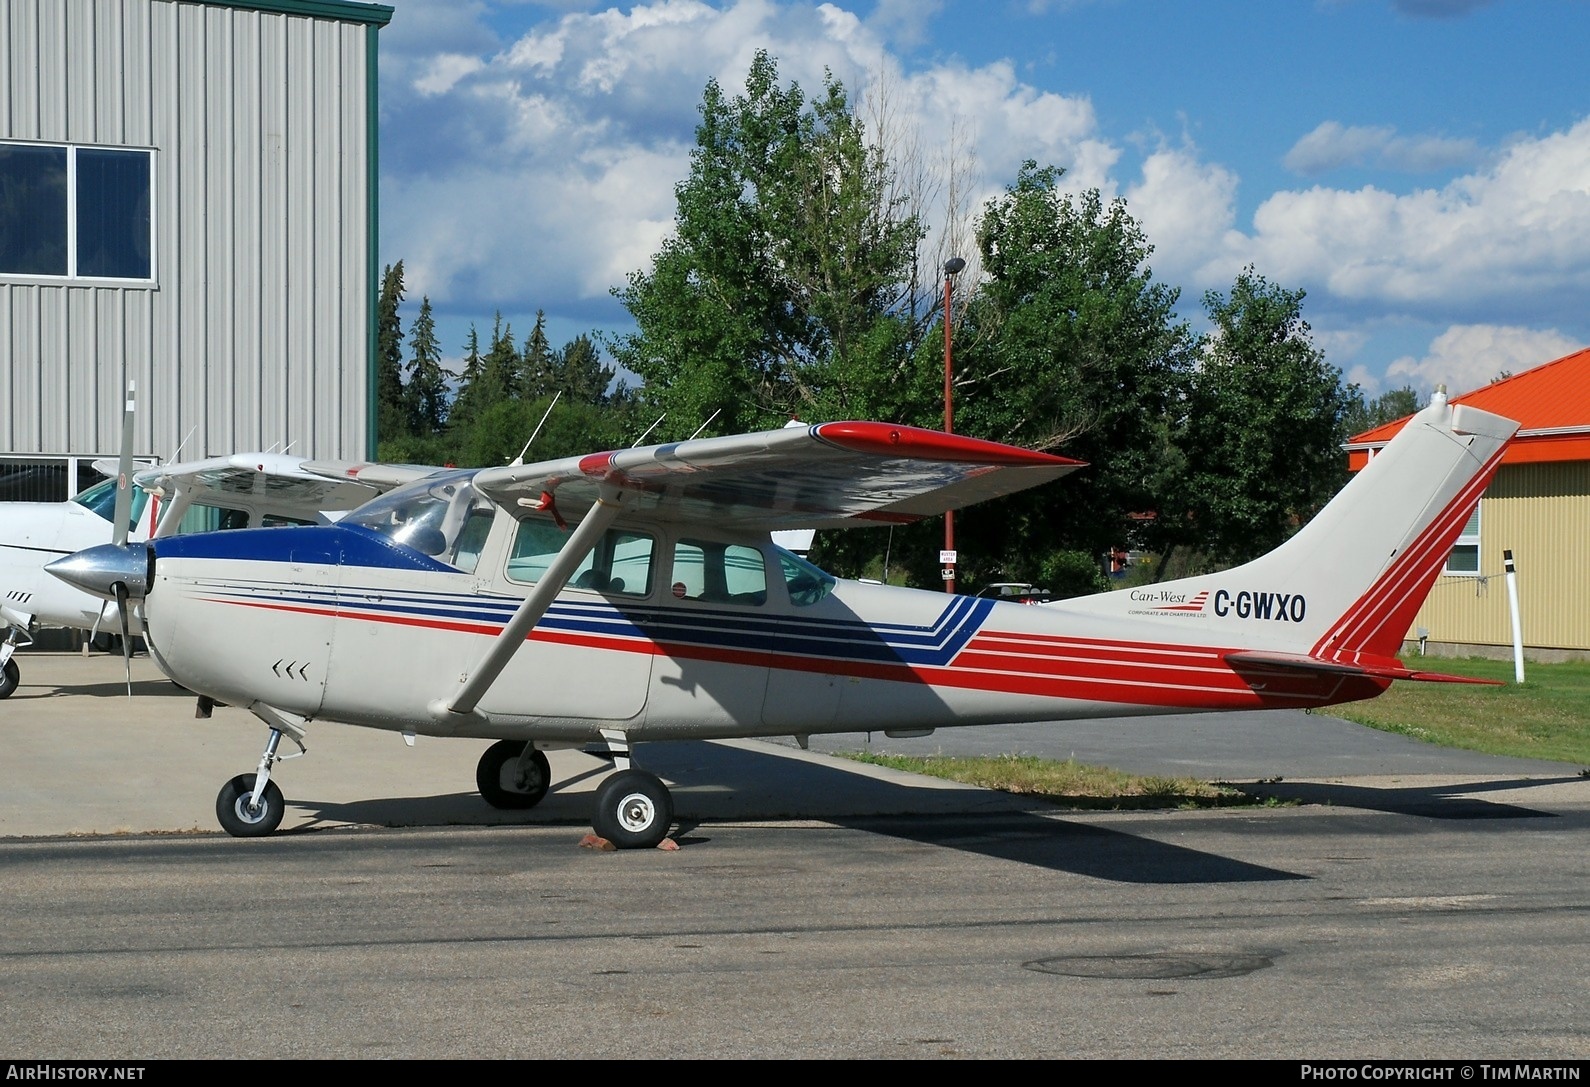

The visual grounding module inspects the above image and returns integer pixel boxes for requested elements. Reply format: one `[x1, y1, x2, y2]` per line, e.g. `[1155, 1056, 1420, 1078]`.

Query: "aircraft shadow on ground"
[23, 677, 176, 699]
[279, 741, 1306, 884]
[1231, 777, 1579, 820]
[249, 745, 1580, 882]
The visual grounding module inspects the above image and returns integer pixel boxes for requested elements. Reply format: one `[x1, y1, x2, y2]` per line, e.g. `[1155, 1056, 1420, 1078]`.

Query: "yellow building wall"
[1411, 462, 1590, 655]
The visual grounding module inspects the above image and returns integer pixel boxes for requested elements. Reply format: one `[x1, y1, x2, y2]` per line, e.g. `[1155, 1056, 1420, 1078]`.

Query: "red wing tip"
[813, 421, 1084, 466]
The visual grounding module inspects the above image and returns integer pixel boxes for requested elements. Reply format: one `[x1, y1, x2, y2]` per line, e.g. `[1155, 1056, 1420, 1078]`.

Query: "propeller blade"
[111, 382, 137, 549]
[114, 583, 132, 696]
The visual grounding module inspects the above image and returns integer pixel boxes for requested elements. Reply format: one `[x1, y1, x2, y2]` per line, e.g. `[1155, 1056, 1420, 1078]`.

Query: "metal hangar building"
[0, 0, 393, 500]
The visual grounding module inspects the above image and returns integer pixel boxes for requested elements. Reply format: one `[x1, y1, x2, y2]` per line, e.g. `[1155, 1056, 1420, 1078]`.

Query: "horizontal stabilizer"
[1224, 650, 1502, 686]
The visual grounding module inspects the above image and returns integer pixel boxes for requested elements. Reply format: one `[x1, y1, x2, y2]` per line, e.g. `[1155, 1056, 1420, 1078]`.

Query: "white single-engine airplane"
[2, 389, 429, 696]
[49, 390, 1517, 848]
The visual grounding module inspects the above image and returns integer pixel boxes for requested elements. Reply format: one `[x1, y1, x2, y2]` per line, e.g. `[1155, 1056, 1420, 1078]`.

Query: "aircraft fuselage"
[141, 517, 1379, 746]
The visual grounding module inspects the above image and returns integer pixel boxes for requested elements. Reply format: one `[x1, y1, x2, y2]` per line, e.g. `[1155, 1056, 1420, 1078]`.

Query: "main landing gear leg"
[216, 704, 307, 838]
[590, 728, 674, 850]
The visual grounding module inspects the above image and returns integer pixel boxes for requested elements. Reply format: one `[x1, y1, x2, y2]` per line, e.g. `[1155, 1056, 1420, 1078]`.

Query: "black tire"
[592, 768, 673, 849]
[476, 740, 551, 810]
[0, 658, 18, 699]
[215, 773, 286, 837]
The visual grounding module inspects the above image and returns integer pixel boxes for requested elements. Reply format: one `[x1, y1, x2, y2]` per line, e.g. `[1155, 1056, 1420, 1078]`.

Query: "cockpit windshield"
[774, 545, 836, 607]
[72, 476, 152, 534]
[342, 469, 495, 570]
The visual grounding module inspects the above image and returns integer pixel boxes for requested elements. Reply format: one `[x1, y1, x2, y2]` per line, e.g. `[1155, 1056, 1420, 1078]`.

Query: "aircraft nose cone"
[46, 543, 152, 601]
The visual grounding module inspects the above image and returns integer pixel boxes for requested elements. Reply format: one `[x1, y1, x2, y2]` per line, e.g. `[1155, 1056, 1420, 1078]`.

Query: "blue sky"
[376, 0, 1590, 405]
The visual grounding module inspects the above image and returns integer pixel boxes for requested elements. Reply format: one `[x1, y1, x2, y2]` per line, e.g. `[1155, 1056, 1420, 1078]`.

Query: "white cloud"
[376, 1, 1590, 401]
[1284, 121, 1481, 175]
[1385, 324, 1581, 396]
[1123, 143, 1241, 284]
[381, 0, 1111, 326]
[1237, 117, 1590, 321]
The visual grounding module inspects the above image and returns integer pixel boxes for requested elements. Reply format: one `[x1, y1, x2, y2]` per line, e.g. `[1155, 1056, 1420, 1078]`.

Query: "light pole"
[942, 256, 965, 593]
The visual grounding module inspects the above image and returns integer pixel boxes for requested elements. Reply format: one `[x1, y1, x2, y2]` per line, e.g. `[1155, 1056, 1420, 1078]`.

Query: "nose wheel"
[216, 773, 285, 837]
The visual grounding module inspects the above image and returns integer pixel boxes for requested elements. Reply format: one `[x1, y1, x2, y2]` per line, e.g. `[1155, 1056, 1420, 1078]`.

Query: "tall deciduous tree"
[936, 162, 1198, 587]
[610, 50, 925, 439]
[1162, 267, 1358, 571]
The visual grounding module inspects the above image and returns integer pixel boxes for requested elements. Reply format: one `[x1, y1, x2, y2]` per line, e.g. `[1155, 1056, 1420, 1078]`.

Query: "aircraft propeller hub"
[45, 543, 150, 602]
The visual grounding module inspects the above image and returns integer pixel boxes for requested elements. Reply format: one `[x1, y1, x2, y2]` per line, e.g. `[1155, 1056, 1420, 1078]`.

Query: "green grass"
[1331, 656, 1590, 764]
[833, 657, 1590, 808]
[843, 752, 1260, 811]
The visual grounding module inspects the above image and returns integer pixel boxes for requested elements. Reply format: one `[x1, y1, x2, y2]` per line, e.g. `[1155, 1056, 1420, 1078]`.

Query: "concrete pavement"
[2, 648, 1585, 839]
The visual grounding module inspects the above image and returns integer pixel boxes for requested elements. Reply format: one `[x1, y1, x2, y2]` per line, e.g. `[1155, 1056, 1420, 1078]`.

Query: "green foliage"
[1039, 549, 1109, 599]
[923, 162, 1197, 586]
[1343, 385, 1425, 437]
[609, 50, 925, 440]
[520, 312, 555, 401]
[1158, 267, 1358, 570]
[404, 296, 450, 436]
[375, 262, 409, 442]
[455, 395, 631, 469]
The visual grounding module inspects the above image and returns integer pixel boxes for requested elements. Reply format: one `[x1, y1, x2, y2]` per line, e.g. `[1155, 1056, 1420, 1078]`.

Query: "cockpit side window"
[71, 476, 152, 534]
[507, 515, 654, 597]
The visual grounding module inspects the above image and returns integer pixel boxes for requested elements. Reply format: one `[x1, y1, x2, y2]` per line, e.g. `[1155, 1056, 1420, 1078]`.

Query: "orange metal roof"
[1346, 346, 1590, 470]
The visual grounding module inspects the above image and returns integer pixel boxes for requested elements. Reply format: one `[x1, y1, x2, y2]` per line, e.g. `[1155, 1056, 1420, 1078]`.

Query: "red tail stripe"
[1315, 453, 1495, 654]
[1312, 441, 1506, 657]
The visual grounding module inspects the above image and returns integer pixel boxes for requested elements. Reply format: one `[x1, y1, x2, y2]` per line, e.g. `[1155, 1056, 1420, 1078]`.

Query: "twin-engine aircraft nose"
[46, 543, 152, 601]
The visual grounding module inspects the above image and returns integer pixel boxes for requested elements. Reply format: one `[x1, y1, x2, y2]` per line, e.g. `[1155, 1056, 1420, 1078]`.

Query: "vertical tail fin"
[1074, 389, 1518, 664]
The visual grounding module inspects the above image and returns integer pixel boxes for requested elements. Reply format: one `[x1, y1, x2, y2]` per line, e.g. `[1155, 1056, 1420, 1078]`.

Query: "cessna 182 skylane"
[50, 390, 1517, 848]
[1, 387, 431, 697]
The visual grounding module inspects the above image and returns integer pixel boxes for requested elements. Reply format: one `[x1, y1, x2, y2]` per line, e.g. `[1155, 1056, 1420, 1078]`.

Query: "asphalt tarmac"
[2, 648, 1584, 839]
[4, 648, 1589, 1060]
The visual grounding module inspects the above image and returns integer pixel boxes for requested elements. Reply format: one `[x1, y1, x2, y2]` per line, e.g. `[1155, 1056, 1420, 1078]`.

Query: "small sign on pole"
[941, 567, 955, 581]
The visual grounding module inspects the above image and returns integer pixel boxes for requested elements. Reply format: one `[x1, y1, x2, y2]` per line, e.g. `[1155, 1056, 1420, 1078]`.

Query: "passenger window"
[508, 516, 653, 597]
[671, 539, 766, 605]
[171, 503, 250, 534]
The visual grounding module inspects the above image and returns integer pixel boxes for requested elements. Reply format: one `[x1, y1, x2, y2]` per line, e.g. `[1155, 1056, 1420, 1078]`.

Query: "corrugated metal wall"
[1412, 462, 1590, 652]
[0, 0, 373, 461]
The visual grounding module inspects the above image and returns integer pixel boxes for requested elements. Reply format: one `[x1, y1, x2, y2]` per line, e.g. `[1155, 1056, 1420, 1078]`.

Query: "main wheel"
[0, 658, 18, 699]
[216, 773, 286, 837]
[592, 768, 673, 849]
[476, 740, 551, 810]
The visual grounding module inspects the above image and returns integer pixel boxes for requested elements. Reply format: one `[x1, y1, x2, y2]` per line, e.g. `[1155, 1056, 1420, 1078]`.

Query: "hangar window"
[1445, 502, 1481, 575]
[0, 142, 153, 282]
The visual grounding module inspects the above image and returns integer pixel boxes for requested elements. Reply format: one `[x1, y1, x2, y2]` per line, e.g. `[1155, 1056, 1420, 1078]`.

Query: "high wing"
[135, 453, 440, 531]
[471, 420, 1085, 531]
[424, 421, 1082, 731]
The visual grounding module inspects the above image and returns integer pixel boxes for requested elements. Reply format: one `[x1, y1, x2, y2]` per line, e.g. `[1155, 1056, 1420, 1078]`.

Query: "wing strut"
[428, 485, 627, 729]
